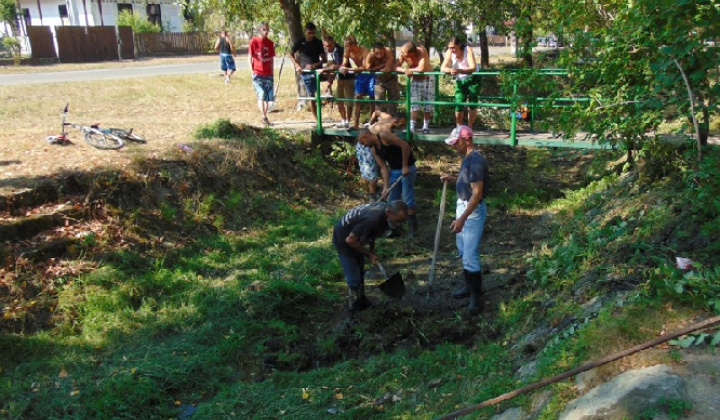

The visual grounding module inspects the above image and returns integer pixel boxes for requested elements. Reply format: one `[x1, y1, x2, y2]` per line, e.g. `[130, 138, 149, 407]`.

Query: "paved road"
[0, 57, 288, 86]
[0, 46, 518, 86]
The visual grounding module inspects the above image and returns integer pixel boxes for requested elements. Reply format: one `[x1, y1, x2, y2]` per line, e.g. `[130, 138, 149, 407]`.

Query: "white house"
[9, 0, 184, 35]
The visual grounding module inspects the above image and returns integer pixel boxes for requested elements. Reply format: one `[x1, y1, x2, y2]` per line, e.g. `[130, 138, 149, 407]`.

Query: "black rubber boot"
[466, 271, 484, 315]
[452, 269, 471, 299]
[408, 214, 418, 238]
[348, 284, 371, 312]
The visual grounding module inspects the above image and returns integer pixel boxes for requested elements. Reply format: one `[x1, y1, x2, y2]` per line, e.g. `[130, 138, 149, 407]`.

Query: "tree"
[548, 0, 720, 161]
[0, 0, 17, 36]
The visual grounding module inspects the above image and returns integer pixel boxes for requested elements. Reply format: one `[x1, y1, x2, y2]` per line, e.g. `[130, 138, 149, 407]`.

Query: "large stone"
[559, 364, 686, 420]
[490, 407, 526, 420]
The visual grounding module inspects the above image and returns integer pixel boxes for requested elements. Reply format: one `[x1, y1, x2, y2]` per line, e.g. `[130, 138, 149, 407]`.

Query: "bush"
[117, 10, 161, 33]
[1, 36, 21, 65]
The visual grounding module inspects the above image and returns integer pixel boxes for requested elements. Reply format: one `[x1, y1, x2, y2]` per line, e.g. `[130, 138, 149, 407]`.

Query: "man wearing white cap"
[440, 125, 489, 314]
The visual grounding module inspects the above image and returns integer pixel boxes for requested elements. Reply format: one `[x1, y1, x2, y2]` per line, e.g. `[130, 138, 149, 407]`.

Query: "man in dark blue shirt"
[440, 125, 489, 315]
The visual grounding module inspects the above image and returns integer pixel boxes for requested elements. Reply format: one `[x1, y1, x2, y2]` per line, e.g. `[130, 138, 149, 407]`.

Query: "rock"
[559, 364, 686, 420]
[490, 407, 525, 420]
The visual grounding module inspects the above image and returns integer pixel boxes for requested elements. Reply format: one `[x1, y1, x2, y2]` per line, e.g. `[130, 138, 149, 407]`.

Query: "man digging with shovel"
[332, 200, 408, 312]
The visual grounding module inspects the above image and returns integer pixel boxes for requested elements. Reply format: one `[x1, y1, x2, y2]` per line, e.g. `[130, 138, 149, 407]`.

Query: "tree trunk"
[383, 29, 396, 58]
[478, 29, 489, 68]
[700, 107, 709, 146]
[277, 0, 305, 99]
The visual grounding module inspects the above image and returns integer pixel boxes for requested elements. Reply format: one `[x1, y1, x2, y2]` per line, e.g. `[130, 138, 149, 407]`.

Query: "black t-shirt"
[375, 136, 416, 170]
[332, 203, 390, 255]
[291, 37, 325, 69]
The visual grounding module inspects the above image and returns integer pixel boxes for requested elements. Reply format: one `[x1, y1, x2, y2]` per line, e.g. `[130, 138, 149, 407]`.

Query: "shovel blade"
[378, 272, 405, 300]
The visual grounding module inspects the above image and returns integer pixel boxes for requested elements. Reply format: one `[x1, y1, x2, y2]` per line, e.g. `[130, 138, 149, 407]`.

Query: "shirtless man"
[396, 42, 434, 134]
[367, 111, 406, 134]
[340, 36, 374, 130]
[365, 41, 400, 114]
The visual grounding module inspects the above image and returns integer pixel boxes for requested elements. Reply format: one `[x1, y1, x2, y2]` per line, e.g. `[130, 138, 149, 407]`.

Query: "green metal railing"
[298, 69, 593, 147]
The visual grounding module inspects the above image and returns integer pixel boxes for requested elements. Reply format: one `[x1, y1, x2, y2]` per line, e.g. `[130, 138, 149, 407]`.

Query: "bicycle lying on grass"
[46, 104, 146, 150]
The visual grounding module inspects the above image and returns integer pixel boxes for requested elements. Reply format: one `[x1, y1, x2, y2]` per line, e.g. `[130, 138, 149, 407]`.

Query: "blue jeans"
[337, 251, 365, 289]
[455, 200, 487, 272]
[388, 165, 417, 209]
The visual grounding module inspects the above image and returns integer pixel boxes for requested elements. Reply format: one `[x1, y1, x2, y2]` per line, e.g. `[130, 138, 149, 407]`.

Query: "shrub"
[117, 9, 161, 33]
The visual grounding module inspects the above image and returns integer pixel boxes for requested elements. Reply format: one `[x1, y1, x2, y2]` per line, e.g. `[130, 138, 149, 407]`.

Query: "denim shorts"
[301, 73, 317, 97]
[220, 54, 236, 72]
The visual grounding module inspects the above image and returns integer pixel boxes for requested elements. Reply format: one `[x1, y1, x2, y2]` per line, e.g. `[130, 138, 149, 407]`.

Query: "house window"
[117, 3, 133, 16]
[58, 4, 68, 25]
[22, 8, 31, 27]
[146, 4, 161, 26]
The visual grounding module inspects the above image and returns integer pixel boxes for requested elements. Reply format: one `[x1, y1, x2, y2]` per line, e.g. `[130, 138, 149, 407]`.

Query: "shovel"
[376, 261, 405, 299]
[427, 179, 448, 298]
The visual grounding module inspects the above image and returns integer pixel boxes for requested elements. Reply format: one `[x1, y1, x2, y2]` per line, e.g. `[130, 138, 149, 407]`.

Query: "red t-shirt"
[249, 37, 275, 77]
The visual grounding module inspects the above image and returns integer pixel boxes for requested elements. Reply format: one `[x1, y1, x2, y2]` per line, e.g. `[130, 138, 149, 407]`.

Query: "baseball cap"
[444, 125, 473, 145]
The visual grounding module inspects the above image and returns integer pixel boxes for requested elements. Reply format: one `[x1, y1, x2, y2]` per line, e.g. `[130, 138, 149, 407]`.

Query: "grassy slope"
[1, 126, 719, 419]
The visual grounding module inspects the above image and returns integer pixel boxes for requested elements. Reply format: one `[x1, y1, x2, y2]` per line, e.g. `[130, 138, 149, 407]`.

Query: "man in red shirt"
[248, 22, 276, 126]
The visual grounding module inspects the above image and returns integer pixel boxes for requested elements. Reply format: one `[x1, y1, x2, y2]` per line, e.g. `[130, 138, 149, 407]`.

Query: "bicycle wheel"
[84, 128, 124, 150]
[108, 128, 146, 144]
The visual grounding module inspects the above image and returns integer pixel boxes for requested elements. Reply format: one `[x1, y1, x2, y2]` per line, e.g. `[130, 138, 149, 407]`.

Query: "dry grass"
[0, 58, 343, 191]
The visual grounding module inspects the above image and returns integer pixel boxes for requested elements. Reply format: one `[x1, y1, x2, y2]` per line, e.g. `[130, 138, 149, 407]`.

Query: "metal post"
[315, 71, 323, 136]
[530, 98, 535, 132]
[510, 81, 518, 147]
[405, 74, 412, 141]
[433, 73, 439, 125]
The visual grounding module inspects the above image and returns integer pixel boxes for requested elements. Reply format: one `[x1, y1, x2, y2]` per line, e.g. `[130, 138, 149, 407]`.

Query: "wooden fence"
[55, 26, 119, 62]
[26, 26, 56, 59]
[26, 28, 213, 62]
[134, 32, 214, 57]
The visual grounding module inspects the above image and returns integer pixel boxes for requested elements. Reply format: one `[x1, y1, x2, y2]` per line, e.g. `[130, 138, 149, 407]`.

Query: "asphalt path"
[0, 57, 288, 86]
[0, 46, 518, 86]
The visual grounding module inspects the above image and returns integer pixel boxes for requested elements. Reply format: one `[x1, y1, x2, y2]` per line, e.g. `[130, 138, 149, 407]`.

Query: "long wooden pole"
[427, 180, 448, 297]
[435, 315, 720, 420]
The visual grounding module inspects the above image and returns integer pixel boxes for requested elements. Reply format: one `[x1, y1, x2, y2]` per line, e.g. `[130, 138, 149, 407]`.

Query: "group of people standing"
[216, 22, 483, 132]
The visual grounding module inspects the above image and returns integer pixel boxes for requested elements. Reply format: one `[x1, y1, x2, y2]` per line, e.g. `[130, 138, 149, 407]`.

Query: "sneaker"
[343, 121, 351, 129]
[333, 122, 345, 128]
[263, 117, 271, 126]
[362, 122, 371, 128]
[422, 128, 430, 134]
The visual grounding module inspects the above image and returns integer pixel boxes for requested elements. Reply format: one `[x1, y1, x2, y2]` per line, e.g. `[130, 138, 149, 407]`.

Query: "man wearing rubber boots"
[440, 126, 489, 315]
[333, 201, 408, 311]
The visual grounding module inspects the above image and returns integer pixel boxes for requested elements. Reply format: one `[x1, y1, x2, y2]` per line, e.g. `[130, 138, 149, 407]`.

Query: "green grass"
[3, 129, 720, 419]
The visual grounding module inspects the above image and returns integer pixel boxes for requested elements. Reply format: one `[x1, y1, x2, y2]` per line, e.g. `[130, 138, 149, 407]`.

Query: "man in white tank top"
[441, 37, 481, 128]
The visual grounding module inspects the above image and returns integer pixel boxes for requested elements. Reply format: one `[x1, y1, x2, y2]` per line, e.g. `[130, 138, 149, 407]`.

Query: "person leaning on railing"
[440, 36, 481, 129]
[289, 22, 326, 118]
[396, 42, 434, 134]
[365, 41, 401, 115]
